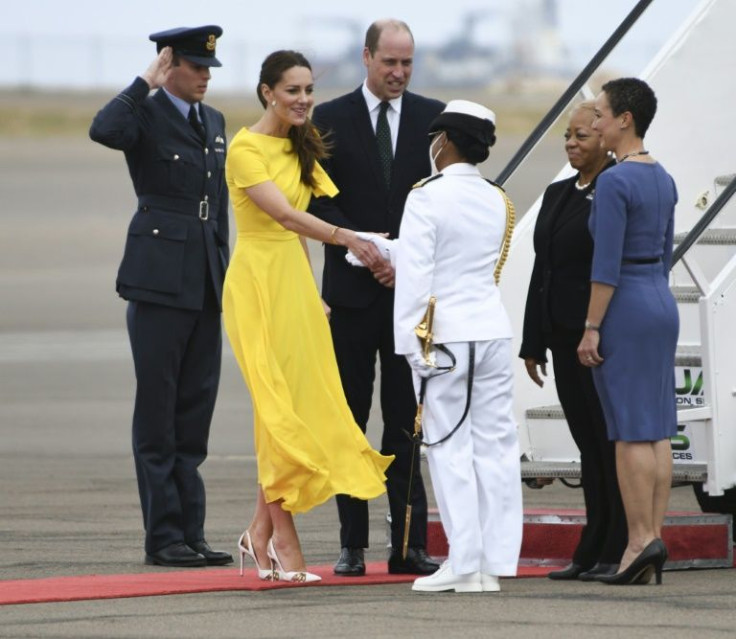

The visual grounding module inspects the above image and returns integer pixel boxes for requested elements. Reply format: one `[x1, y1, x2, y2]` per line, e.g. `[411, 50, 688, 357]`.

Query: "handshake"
[345, 232, 399, 268]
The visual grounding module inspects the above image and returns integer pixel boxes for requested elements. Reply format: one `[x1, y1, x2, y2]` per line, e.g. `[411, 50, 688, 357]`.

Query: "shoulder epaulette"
[483, 178, 505, 192]
[412, 173, 444, 189]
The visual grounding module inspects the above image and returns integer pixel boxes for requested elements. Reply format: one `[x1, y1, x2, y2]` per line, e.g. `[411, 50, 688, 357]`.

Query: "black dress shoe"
[145, 542, 207, 567]
[578, 562, 619, 581]
[388, 547, 439, 575]
[188, 540, 234, 566]
[334, 547, 365, 576]
[547, 562, 589, 580]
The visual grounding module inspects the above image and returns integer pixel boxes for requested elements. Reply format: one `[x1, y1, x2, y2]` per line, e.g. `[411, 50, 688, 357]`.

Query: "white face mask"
[428, 132, 446, 175]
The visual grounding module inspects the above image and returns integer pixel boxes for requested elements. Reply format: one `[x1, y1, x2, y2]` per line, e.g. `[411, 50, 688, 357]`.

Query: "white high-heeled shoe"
[237, 530, 274, 580]
[267, 539, 321, 583]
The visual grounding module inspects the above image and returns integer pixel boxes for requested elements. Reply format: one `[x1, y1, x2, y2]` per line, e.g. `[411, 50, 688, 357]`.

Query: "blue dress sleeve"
[590, 171, 628, 287]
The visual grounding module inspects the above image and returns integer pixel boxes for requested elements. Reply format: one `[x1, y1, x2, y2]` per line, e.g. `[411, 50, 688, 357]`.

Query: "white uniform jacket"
[394, 163, 513, 355]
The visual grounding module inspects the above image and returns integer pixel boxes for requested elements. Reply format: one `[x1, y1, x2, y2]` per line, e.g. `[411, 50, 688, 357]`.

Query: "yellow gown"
[223, 128, 393, 513]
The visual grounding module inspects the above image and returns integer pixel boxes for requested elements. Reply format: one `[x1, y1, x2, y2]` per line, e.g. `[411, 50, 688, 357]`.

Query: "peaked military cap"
[149, 25, 223, 67]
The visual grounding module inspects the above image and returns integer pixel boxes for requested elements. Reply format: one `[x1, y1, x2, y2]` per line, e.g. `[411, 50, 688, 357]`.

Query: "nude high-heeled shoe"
[237, 530, 274, 580]
[267, 539, 321, 583]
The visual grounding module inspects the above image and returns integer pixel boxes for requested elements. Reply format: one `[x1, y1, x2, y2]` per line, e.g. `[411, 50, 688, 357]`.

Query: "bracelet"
[584, 320, 600, 331]
[330, 226, 341, 245]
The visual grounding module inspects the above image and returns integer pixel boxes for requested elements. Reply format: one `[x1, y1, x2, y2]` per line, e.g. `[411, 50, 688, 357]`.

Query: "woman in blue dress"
[577, 78, 678, 585]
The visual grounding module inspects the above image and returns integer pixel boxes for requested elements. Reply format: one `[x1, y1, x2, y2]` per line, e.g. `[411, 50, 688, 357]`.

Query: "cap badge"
[206, 35, 216, 51]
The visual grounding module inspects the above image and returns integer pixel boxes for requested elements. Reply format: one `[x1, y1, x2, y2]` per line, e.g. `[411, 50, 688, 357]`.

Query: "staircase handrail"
[495, 0, 655, 187]
[671, 175, 736, 267]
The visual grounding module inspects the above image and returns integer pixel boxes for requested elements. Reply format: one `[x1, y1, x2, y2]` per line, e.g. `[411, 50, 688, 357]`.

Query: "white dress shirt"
[362, 82, 401, 153]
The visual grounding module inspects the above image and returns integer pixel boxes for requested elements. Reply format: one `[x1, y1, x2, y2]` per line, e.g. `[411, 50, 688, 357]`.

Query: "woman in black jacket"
[520, 101, 625, 580]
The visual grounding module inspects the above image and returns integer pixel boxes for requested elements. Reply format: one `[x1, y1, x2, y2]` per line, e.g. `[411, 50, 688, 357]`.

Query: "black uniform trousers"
[329, 289, 428, 551]
[548, 329, 627, 566]
[126, 276, 221, 554]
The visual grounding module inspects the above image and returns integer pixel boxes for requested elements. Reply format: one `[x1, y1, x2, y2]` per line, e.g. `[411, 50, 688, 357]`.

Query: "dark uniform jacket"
[309, 87, 444, 308]
[90, 76, 229, 310]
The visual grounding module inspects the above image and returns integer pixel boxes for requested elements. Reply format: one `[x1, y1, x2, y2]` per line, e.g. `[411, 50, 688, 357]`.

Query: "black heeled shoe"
[578, 562, 619, 581]
[599, 539, 667, 586]
[547, 562, 589, 580]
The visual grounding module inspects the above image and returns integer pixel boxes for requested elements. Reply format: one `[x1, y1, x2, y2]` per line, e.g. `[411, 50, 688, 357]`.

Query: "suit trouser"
[329, 290, 428, 550]
[126, 279, 222, 554]
[548, 330, 627, 565]
[421, 339, 522, 576]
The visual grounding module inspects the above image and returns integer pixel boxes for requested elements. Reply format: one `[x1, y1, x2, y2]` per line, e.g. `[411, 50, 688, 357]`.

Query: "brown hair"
[257, 50, 329, 188]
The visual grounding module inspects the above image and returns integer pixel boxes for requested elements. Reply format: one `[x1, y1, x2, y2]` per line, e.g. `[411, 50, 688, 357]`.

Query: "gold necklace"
[618, 150, 649, 163]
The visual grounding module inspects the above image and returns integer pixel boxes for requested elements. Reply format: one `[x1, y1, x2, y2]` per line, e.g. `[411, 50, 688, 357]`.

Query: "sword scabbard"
[402, 505, 413, 560]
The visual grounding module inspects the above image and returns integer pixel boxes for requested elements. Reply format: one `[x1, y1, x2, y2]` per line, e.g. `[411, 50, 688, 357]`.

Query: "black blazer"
[520, 163, 614, 362]
[90, 77, 229, 311]
[309, 87, 444, 308]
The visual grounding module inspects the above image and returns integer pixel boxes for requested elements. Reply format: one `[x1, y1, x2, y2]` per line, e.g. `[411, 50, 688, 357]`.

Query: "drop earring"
[271, 100, 276, 107]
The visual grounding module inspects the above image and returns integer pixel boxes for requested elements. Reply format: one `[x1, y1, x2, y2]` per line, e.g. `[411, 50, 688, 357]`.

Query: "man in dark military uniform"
[90, 26, 232, 567]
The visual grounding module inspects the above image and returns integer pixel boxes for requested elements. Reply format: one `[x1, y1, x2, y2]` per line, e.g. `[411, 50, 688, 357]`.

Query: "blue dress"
[589, 162, 679, 442]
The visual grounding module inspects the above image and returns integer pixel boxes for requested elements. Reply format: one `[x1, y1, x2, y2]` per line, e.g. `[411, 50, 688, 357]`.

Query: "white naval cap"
[429, 99, 497, 146]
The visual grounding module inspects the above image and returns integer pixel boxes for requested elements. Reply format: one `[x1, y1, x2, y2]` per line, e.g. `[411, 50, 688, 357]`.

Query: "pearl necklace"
[618, 150, 649, 163]
[574, 180, 590, 191]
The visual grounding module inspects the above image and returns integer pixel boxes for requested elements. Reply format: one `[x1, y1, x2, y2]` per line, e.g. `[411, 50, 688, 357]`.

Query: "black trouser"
[549, 330, 628, 566]
[329, 290, 428, 551]
[126, 279, 221, 554]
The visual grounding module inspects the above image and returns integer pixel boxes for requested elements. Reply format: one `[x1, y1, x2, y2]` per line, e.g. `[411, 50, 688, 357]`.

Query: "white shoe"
[481, 573, 501, 592]
[412, 560, 482, 593]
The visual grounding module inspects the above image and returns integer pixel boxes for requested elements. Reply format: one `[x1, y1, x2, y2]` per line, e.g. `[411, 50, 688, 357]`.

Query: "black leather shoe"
[188, 540, 234, 566]
[144, 542, 207, 567]
[578, 562, 619, 581]
[388, 547, 439, 575]
[334, 547, 365, 576]
[547, 562, 589, 580]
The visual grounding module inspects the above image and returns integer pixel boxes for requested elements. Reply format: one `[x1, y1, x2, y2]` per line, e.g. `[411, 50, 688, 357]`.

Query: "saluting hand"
[142, 47, 174, 90]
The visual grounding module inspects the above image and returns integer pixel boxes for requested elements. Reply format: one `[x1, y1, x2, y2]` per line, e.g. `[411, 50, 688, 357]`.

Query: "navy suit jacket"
[90, 77, 229, 311]
[310, 87, 444, 308]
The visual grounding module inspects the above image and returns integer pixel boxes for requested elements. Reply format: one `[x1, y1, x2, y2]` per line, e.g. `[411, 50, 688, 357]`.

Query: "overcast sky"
[0, 0, 703, 90]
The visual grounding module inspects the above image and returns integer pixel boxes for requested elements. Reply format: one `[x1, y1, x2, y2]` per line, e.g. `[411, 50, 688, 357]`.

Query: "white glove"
[406, 351, 436, 378]
[345, 233, 399, 268]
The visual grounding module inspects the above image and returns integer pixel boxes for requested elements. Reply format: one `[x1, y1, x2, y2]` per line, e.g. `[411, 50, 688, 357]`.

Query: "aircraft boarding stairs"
[426, 0, 736, 569]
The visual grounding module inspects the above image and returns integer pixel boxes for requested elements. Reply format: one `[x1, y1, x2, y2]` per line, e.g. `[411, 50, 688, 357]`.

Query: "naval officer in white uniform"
[393, 100, 523, 593]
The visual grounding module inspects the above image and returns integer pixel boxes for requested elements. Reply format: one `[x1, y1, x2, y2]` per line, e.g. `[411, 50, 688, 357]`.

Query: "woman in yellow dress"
[224, 50, 393, 583]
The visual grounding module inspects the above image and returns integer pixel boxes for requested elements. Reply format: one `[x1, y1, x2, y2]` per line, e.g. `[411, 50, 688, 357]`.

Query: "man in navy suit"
[90, 26, 232, 568]
[310, 19, 444, 576]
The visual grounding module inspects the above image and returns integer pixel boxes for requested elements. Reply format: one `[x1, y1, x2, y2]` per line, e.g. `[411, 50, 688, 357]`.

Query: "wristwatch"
[584, 320, 600, 331]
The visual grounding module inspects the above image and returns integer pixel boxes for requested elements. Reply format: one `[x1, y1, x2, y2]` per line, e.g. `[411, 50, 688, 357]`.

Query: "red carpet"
[0, 562, 555, 606]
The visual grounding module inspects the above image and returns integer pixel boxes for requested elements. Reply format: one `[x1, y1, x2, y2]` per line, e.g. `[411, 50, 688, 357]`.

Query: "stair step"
[674, 228, 736, 245]
[426, 508, 733, 569]
[526, 401, 708, 422]
[715, 173, 736, 187]
[676, 344, 702, 366]
[672, 286, 701, 303]
[520, 460, 708, 482]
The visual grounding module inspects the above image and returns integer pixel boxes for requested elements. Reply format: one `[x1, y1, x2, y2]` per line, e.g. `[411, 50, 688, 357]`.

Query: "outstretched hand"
[142, 47, 174, 90]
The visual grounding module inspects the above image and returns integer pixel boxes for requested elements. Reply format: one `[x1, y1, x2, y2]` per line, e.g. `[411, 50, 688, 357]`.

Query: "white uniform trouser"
[417, 339, 522, 576]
